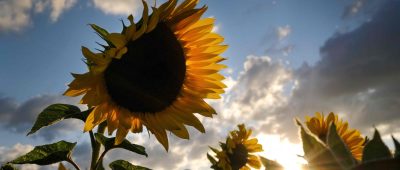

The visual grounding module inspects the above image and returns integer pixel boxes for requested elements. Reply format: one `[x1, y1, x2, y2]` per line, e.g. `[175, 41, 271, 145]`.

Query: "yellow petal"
[106, 33, 126, 48]
[115, 125, 129, 145]
[146, 7, 160, 33]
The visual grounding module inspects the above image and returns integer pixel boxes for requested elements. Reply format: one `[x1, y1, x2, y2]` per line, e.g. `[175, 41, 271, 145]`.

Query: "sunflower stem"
[66, 156, 81, 170]
[94, 149, 109, 170]
[90, 122, 107, 170]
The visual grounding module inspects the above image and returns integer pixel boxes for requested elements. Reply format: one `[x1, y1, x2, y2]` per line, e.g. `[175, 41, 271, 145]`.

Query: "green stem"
[94, 149, 109, 170]
[66, 156, 81, 170]
[90, 122, 107, 170]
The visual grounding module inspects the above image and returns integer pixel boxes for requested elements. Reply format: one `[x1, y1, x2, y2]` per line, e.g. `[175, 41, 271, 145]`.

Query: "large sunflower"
[64, 0, 227, 150]
[209, 124, 263, 170]
[305, 112, 364, 160]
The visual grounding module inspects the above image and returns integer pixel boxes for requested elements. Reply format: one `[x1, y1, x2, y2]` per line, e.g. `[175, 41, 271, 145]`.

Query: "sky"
[0, 0, 399, 169]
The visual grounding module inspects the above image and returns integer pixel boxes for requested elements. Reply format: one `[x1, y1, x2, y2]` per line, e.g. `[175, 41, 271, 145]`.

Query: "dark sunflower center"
[228, 144, 249, 170]
[104, 22, 186, 113]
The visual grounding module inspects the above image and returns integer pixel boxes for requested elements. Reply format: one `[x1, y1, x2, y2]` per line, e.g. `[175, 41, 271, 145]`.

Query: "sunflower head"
[209, 124, 263, 170]
[64, 0, 227, 150]
[305, 112, 365, 160]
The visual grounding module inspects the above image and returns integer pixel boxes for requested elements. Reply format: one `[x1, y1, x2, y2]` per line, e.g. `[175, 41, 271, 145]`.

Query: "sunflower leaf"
[326, 123, 356, 169]
[207, 153, 217, 165]
[295, 119, 342, 169]
[352, 158, 400, 170]
[27, 104, 90, 135]
[10, 141, 76, 165]
[90, 24, 109, 38]
[109, 160, 150, 170]
[259, 156, 284, 170]
[58, 162, 67, 170]
[94, 133, 147, 157]
[0, 164, 18, 170]
[392, 135, 400, 159]
[362, 129, 392, 163]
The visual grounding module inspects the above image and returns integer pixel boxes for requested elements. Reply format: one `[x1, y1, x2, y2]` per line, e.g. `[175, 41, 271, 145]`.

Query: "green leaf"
[326, 123, 356, 169]
[109, 160, 151, 170]
[94, 133, 147, 157]
[27, 104, 90, 135]
[0, 164, 18, 170]
[10, 141, 76, 165]
[392, 135, 400, 159]
[296, 119, 342, 170]
[259, 156, 284, 170]
[362, 129, 392, 163]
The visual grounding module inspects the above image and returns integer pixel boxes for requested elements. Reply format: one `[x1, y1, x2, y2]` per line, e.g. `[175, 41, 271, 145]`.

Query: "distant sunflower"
[64, 0, 227, 150]
[305, 112, 364, 160]
[209, 124, 263, 170]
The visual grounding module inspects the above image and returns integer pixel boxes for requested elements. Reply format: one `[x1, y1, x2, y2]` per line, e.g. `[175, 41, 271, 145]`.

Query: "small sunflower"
[209, 124, 263, 170]
[64, 0, 227, 150]
[305, 112, 364, 160]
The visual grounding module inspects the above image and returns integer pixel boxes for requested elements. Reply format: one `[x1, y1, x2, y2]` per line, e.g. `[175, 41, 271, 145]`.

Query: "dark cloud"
[0, 94, 84, 141]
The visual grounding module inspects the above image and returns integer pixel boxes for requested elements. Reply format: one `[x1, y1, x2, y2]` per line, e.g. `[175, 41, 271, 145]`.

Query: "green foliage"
[362, 129, 391, 163]
[326, 123, 356, 169]
[27, 104, 90, 135]
[10, 141, 76, 165]
[296, 119, 342, 170]
[109, 160, 151, 170]
[259, 156, 284, 170]
[0, 164, 18, 170]
[94, 133, 148, 157]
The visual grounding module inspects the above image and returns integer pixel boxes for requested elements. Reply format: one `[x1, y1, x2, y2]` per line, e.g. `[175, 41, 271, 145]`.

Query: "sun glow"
[257, 134, 307, 170]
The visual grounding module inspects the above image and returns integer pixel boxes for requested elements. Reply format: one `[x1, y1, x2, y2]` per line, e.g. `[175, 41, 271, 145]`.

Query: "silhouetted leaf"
[10, 141, 76, 165]
[327, 123, 356, 169]
[207, 153, 217, 165]
[392, 135, 400, 159]
[109, 160, 150, 170]
[296, 119, 342, 170]
[362, 129, 391, 163]
[259, 156, 284, 170]
[352, 158, 400, 170]
[27, 104, 90, 135]
[95, 133, 147, 157]
[0, 164, 18, 170]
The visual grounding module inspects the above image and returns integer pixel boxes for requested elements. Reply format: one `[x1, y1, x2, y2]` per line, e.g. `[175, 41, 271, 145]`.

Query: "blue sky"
[1, 0, 399, 169]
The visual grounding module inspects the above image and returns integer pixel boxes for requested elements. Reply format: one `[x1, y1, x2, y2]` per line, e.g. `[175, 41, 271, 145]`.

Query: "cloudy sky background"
[1, 0, 400, 169]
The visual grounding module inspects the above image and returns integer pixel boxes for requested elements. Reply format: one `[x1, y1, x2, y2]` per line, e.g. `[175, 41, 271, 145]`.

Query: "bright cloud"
[0, 0, 76, 32]
[277, 25, 291, 40]
[92, 0, 143, 16]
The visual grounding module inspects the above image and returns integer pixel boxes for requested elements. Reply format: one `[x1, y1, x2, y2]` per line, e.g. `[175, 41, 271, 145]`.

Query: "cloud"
[47, 0, 77, 22]
[276, 25, 291, 40]
[0, 143, 39, 170]
[0, 94, 84, 141]
[0, 0, 33, 32]
[264, 0, 400, 140]
[91, 0, 143, 16]
[0, 0, 76, 32]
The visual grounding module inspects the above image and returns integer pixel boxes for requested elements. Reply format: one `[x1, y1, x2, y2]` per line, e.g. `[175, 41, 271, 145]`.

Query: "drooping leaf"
[27, 104, 90, 135]
[352, 158, 400, 170]
[94, 133, 147, 157]
[295, 119, 342, 170]
[10, 141, 77, 165]
[259, 156, 284, 170]
[109, 160, 151, 170]
[58, 162, 67, 170]
[326, 123, 356, 169]
[392, 135, 400, 159]
[0, 164, 18, 170]
[362, 129, 392, 163]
